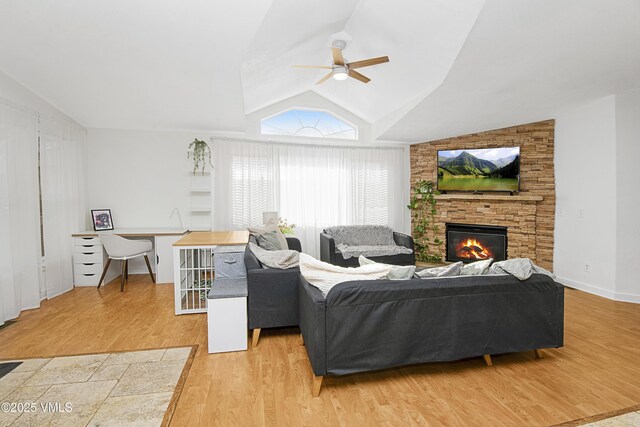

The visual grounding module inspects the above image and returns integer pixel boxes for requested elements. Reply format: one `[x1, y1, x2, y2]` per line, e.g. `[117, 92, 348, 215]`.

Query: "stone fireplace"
[409, 120, 555, 270]
[446, 223, 507, 263]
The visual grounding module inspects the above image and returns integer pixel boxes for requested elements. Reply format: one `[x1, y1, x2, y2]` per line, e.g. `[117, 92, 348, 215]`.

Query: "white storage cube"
[207, 296, 247, 353]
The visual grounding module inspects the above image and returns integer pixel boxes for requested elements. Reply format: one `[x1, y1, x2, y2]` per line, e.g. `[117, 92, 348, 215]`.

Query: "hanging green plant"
[187, 138, 213, 175]
[407, 180, 443, 262]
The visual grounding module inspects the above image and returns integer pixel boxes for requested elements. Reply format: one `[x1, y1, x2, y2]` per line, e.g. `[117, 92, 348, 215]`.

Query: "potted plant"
[188, 138, 213, 175]
[407, 180, 443, 262]
[278, 218, 296, 235]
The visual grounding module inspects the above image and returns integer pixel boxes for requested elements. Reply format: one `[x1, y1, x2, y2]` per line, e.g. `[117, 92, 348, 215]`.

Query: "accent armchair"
[244, 235, 302, 346]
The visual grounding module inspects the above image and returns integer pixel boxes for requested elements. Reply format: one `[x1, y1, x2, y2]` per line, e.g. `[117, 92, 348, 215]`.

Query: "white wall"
[87, 128, 216, 229]
[615, 91, 640, 299]
[555, 91, 640, 303]
[554, 96, 618, 298]
[0, 70, 78, 123]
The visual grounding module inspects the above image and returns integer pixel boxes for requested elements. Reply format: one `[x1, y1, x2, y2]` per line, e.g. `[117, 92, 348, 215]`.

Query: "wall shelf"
[435, 194, 543, 202]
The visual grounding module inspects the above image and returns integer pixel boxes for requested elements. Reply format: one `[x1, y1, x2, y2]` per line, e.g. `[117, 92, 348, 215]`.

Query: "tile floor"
[583, 411, 640, 426]
[0, 347, 192, 427]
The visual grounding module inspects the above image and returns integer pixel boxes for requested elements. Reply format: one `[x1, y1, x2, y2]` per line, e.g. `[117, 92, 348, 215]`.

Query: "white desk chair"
[97, 234, 155, 292]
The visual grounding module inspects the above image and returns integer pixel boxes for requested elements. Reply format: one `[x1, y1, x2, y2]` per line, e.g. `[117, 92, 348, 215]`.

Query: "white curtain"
[40, 118, 88, 299]
[0, 103, 42, 325]
[214, 139, 408, 257]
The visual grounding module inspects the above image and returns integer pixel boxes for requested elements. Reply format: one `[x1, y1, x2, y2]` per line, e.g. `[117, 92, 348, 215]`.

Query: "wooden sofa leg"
[534, 349, 544, 359]
[252, 328, 261, 348]
[298, 333, 304, 346]
[312, 376, 323, 397]
[483, 354, 493, 366]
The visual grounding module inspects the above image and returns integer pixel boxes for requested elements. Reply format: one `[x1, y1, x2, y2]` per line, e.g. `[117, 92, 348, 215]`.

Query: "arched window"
[260, 108, 357, 140]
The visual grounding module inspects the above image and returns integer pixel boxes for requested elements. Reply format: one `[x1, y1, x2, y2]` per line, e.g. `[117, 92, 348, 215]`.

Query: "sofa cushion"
[324, 225, 396, 247]
[336, 244, 413, 260]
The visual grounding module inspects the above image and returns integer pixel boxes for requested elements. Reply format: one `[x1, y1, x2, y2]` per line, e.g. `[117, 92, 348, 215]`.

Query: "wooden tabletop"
[72, 228, 189, 237]
[173, 230, 250, 247]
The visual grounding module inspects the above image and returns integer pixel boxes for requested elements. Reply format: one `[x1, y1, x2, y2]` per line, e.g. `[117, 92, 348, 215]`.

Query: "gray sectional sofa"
[299, 273, 564, 396]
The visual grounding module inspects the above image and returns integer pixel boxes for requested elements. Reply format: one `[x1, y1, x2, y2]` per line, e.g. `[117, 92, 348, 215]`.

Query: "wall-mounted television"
[437, 147, 520, 193]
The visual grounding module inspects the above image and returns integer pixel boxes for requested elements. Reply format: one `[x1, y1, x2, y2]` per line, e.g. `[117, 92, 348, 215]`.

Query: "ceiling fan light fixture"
[332, 66, 349, 81]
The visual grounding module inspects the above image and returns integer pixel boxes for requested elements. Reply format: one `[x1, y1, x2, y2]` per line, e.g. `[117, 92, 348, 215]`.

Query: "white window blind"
[231, 154, 275, 228]
[215, 139, 408, 257]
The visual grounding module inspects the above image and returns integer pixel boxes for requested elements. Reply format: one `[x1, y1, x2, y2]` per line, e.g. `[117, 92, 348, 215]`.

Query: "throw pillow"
[460, 258, 493, 276]
[415, 262, 463, 278]
[256, 231, 281, 251]
[247, 225, 289, 250]
[299, 253, 391, 298]
[358, 256, 416, 280]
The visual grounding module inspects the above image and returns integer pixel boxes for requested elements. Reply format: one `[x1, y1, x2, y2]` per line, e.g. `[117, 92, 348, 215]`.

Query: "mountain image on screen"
[437, 147, 520, 192]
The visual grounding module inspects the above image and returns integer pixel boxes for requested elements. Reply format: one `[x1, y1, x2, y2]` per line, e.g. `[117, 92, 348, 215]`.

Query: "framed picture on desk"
[91, 209, 114, 231]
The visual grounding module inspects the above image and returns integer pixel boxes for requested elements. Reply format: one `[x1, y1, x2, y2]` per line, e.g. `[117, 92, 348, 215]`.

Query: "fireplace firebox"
[446, 223, 507, 263]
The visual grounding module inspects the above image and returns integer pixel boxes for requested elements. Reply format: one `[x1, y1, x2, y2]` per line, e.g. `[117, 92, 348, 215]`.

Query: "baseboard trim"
[557, 276, 640, 304]
[613, 290, 640, 304]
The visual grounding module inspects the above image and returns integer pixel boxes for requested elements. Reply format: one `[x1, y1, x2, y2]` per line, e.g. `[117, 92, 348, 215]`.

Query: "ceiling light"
[332, 66, 348, 81]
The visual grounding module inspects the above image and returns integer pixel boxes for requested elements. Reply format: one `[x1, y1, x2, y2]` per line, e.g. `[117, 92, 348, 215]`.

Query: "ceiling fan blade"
[316, 72, 334, 85]
[332, 47, 345, 66]
[291, 65, 333, 69]
[348, 70, 371, 83]
[347, 56, 389, 69]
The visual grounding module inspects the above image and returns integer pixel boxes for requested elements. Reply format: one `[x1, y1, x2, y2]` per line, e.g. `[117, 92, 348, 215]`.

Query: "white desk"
[72, 228, 188, 286]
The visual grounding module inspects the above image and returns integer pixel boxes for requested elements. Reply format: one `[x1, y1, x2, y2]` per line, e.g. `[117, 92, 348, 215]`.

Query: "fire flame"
[455, 238, 493, 260]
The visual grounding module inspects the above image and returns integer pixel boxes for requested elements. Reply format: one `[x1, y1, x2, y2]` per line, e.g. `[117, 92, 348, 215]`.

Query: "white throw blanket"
[248, 243, 299, 269]
[299, 253, 392, 298]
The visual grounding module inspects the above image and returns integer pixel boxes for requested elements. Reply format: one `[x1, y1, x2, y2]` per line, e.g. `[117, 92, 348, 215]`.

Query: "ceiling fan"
[292, 40, 389, 85]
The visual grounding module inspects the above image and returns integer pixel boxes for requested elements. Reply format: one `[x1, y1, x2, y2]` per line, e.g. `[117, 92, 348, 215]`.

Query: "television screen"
[437, 147, 520, 192]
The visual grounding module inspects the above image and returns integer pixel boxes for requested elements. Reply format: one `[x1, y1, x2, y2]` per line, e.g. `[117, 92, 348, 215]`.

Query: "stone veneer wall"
[410, 120, 555, 270]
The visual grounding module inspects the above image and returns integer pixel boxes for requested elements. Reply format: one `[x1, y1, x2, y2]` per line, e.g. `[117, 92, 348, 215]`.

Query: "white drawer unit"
[74, 272, 101, 286]
[74, 251, 103, 264]
[74, 237, 100, 246]
[73, 238, 105, 287]
[74, 262, 101, 275]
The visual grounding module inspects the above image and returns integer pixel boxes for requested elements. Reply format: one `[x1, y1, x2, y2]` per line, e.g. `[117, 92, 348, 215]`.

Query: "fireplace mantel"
[435, 194, 543, 202]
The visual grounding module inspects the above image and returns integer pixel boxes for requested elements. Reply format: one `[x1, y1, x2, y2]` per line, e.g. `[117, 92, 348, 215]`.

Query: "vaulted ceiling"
[0, 0, 638, 142]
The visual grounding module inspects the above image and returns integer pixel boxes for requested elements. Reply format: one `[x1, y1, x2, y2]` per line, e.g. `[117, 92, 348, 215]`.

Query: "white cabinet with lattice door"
[173, 245, 215, 314]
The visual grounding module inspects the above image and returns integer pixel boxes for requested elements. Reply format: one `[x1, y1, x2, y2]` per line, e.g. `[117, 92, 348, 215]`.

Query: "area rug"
[554, 403, 640, 426]
[0, 345, 196, 427]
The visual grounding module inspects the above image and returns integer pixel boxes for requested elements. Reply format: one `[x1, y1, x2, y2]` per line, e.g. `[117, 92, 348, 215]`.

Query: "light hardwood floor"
[1, 275, 639, 426]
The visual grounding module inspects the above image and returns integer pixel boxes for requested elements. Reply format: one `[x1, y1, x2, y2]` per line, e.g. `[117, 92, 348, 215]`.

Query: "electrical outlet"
[578, 209, 584, 218]
[584, 263, 590, 273]
[557, 208, 563, 217]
